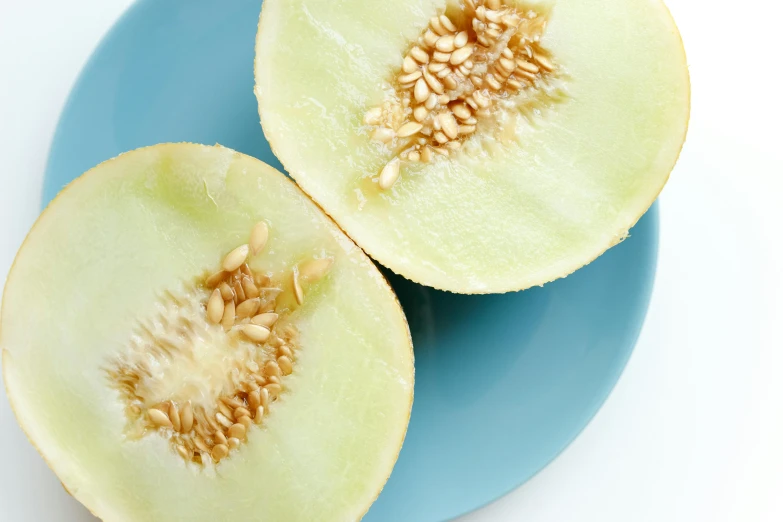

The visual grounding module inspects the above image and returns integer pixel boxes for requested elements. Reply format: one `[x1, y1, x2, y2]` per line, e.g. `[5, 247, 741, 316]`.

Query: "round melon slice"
[1, 144, 413, 521]
[254, 0, 690, 293]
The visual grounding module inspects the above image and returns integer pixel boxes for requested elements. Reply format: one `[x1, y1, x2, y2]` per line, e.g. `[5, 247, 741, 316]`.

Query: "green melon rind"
[254, 0, 690, 294]
[1, 143, 414, 522]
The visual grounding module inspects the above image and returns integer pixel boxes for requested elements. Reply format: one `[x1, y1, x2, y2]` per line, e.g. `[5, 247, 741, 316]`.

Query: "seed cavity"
[107, 221, 335, 466]
[365, 0, 560, 189]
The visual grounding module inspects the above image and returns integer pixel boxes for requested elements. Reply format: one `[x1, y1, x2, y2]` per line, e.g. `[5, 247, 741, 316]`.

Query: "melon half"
[255, 0, 690, 293]
[1, 144, 413, 521]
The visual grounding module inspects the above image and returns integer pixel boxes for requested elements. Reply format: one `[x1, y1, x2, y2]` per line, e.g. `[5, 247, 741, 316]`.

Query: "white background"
[1, 0, 781, 520]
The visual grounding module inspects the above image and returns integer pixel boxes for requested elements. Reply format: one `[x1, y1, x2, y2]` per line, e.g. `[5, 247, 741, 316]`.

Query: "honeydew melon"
[255, 0, 690, 293]
[1, 143, 413, 521]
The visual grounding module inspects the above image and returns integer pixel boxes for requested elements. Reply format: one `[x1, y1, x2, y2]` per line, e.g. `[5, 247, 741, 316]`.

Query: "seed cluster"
[365, 0, 554, 189]
[110, 221, 333, 465]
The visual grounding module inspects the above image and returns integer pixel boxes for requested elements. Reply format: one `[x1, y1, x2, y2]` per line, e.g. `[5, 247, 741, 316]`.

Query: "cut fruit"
[1, 144, 413, 521]
[255, 0, 690, 293]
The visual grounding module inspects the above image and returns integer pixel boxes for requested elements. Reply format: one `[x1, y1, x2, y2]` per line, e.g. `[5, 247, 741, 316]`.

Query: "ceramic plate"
[43, 1, 658, 520]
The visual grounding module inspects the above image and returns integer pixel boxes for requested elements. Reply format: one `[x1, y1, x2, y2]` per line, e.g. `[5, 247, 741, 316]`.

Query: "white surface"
[1, 0, 781, 520]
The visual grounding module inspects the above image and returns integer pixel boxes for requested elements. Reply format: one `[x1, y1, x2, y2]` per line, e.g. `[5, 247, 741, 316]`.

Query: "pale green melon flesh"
[255, 0, 690, 293]
[1, 144, 413, 521]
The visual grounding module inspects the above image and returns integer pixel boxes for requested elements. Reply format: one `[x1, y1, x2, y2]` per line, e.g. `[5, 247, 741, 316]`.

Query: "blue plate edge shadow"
[443, 209, 659, 521]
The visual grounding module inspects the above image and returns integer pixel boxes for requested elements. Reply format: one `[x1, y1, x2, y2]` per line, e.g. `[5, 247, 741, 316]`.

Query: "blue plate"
[43, 1, 658, 520]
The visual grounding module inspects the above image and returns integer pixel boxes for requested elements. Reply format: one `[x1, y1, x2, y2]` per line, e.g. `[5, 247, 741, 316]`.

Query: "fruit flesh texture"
[1, 144, 413, 521]
[255, 0, 690, 293]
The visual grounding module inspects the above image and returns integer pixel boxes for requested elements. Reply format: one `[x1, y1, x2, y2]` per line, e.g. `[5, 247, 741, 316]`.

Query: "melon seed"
[249, 222, 269, 255]
[176, 445, 190, 459]
[218, 401, 235, 422]
[265, 383, 282, 398]
[232, 278, 246, 301]
[206, 289, 224, 324]
[251, 313, 278, 328]
[242, 277, 260, 299]
[222, 396, 244, 409]
[248, 389, 262, 411]
[278, 356, 293, 376]
[148, 408, 172, 428]
[218, 282, 234, 300]
[299, 257, 334, 283]
[278, 345, 293, 359]
[228, 423, 247, 440]
[216, 413, 233, 429]
[257, 387, 269, 407]
[205, 270, 228, 288]
[194, 436, 210, 453]
[211, 444, 229, 461]
[238, 324, 271, 343]
[223, 244, 250, 272]
[292, 269, 305, 305]
[236, 297, 261, 319]
[168, 402, 181, 432]
[221, 300, 236, 330]
[237, 416, 252, 430]
[264, 360, 282, 378]
[379, 159, 401, 191]
[180, 402, 194, 433]
[215, 431, 228, 446]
